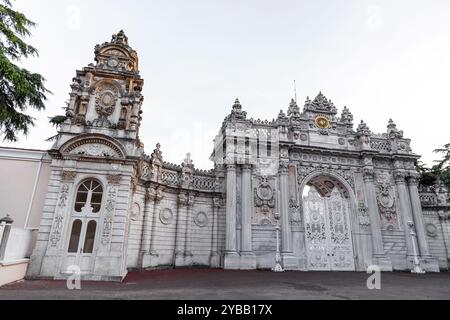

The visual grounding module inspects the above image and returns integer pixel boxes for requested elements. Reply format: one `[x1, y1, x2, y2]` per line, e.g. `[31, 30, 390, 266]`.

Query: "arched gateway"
[301, 173, 356, 271]
[27, 30, 441, 282]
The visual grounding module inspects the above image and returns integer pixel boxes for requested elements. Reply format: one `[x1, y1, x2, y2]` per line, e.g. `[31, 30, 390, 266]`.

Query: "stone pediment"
[60, 135, 126, 159]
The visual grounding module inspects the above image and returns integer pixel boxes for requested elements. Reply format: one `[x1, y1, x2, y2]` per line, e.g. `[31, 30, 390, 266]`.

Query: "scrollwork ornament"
[61, 171, 77, 182]
[95, 90, 116, 118]
[194, 212, 209, 227]
[376, 182, 398, 226]
[394, 170, 407, 184]
[159, 208, 173, 225]
[279, 161, 289, 175]
[362, 168, 375, 182]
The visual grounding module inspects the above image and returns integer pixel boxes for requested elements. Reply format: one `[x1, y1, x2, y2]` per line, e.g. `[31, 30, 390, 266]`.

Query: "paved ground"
[0, 269, 449, 300]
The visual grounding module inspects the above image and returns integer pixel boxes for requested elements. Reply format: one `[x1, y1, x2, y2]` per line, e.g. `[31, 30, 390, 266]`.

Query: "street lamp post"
[272, 212, 284, 272]
[407, 220, 425, 274]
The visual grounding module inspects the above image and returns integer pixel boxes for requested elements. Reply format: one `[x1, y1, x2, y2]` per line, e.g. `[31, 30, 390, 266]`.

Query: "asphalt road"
[1, 269, 449, 300]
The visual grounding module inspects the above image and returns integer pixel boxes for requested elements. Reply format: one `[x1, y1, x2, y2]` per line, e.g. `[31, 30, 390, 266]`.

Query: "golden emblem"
[315, 116, 330, 129]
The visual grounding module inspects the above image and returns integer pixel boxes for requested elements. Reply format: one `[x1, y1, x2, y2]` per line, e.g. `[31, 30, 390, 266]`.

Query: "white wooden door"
[63, 218, 98, 274]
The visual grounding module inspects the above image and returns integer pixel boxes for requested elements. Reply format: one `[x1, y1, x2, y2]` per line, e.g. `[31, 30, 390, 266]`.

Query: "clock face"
[315, 116, 330, 129]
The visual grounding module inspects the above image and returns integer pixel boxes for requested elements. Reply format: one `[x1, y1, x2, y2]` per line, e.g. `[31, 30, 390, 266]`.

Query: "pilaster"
[240, 164, 256, 269]
[224, 164, 240, 269]
[363, 166, 392, 271]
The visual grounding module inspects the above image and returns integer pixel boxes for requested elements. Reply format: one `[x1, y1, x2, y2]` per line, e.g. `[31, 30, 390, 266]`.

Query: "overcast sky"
[5, 0, 450, 169]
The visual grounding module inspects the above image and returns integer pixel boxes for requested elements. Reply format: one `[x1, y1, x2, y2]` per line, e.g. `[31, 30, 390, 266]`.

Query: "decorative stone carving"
[61, 171, 77, 182]
[340, 106, 353, 128]
[254, 176, 275, 211]
[107, 174, 122, 185]
[357, 202, 371, 231]
[279, 161, 289, 174]
[394, 170, 407, 184]
[254, 176, 276, 225]
[178, 192, 195, 207]
[213, 197, 224, 208]
[63, 137, 124, 158]
[387, 119, 404, 139]
[101, 187, 117, 245]
[194, 212, 209, 227]
[72, 143, 117, 157]
[146, 186, 164, 203]
[49, 184, 70, 247]
[297, 164, 355, 192]
[95, 90, 116, 118]
[287, 99, 301, 117]
[227, 98, 247, 121]
[130, 202, 140, 221]
[289, 198, 302, 226]
[181, 153, 195, 189]
[303, 92, 337, 115]
[376, 182, 398, 227]
[362, 167, 375, 182]
[356, 121, 371, 145]
[159, 208, 173, 225]
[425, 223, 438, 238]
[57, 184, 69, 208]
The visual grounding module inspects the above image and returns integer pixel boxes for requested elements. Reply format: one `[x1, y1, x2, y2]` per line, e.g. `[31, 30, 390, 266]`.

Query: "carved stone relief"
[49, 184, 70, 247]
[375, 172, 399, 229]
[194, 211, 209, 227]
[159, 208, 173, 225]
[70, 143, 117, 157]
[253, 176, 276, 225]
[101, 187, 117, 245]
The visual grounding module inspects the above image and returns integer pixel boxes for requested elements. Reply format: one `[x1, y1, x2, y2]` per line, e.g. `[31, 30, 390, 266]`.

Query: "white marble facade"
[27, 31, 449, 281]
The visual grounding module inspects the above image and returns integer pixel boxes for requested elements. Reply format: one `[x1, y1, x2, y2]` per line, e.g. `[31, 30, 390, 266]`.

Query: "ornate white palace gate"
[303, 187, 355, 271]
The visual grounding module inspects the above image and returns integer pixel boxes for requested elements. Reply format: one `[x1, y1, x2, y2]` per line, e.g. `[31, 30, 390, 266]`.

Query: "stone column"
[394, 171, 415, 257]
[210, 198, 221, 267]
[279, 161, 298, 269]
[141, 187, 163, 268]
[224, 164, 240, 269]
[184, 194, 194, 266]
[406, 174, 431, 257]
[363, 167, 392, 270]
[140, 194, 153, 267]
[279, 161, 292, 252]
[240, 164, 256, 268]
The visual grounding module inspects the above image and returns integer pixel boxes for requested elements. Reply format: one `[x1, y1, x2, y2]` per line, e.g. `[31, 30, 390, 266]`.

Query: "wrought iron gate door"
[303, 188, 355, 271]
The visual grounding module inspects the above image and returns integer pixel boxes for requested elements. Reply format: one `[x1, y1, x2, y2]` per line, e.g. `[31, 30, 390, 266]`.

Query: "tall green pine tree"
[0, 0, 50, 142]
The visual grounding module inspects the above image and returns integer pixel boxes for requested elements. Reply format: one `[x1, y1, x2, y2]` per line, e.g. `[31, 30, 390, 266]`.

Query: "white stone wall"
[382, 230, 408, 270]
[422, 210, 449, 270]
[252, 226, 276, 269]
[138, 191, 226, 269]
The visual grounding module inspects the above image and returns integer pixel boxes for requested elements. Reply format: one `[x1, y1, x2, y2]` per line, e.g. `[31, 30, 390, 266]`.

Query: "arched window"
[68, 219, 82, 253]
[83, 221, 97, 253]
[74, 179, 103, 213]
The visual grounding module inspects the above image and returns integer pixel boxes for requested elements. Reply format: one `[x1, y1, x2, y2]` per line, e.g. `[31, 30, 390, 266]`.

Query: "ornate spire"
[228, 98, 247, 121]
[340, 106, 354, 128]
[387, 119, 403, 139]
[93, 29, 139, 73]
[276, 109, 289, 125]
[151, 143, 163, 165]
[356, 120, 371, 136]
[287, 99, 300, 117]
[304, 92, 337, 114]
[111, 30, 129, 46]
[182, 152, 194, 169]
